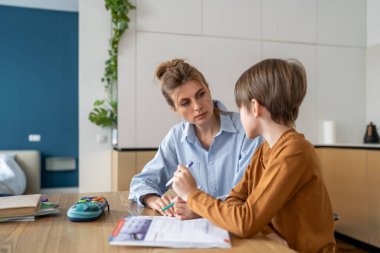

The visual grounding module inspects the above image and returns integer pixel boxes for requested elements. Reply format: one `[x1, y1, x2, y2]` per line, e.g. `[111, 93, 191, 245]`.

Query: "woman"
[129, 59, 262, 220]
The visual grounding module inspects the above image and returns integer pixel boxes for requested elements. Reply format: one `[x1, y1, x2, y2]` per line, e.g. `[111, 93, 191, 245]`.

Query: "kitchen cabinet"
[316, 146, 380, 247]
[368, 151, 380, 247]
[111, 149, 156, 191]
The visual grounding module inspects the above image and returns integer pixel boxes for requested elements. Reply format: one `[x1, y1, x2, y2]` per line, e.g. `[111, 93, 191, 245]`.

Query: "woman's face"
[171, 80, 214, 126]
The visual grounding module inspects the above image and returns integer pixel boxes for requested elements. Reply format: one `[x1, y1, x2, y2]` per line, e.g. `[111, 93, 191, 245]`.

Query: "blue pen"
[165, 161, 193, 187]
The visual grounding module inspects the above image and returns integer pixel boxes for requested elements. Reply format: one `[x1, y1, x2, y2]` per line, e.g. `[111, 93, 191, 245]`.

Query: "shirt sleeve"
[129, 128, 179, 207]
[232, 135, 263, 187]
[187, 142, 310, 237]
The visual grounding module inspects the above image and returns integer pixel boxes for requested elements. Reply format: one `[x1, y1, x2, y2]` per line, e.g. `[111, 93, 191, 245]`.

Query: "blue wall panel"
[0, 5, 78, 188]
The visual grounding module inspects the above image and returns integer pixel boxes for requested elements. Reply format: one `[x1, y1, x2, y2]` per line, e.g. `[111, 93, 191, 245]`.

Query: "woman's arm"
[129, 129, 178, 207]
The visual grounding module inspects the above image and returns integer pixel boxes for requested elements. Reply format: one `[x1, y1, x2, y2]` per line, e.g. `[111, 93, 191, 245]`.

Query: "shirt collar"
[181, 100, 238, 143]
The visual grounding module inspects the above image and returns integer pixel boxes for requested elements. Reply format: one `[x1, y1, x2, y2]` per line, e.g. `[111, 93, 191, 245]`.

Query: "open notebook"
[109, 216, 231, 248]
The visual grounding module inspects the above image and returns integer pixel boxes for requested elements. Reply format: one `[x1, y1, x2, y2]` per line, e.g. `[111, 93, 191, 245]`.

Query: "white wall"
[366, 45, 380, 128]
[117, 0, 367, 148]
[367, 0, 380, 47]
[366, 0, 380, 130]
[0, 0, 78, 12]
[79, 0, 113, 192]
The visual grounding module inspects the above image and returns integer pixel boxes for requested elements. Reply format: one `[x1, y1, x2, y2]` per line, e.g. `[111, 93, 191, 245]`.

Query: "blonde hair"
[155, 59, 210, 108]
[234, 58, 307, 126]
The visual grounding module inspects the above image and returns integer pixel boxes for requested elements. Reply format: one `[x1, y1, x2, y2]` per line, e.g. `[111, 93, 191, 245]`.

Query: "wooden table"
[0, 192, 296, 253]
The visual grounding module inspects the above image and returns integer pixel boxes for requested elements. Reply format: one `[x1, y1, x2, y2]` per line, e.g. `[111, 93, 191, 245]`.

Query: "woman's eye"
[181, 100, 190, 106]
[198, 91, 206, 98]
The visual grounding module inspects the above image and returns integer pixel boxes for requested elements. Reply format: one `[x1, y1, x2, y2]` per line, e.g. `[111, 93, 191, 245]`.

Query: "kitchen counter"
[315, 143, 380, 150]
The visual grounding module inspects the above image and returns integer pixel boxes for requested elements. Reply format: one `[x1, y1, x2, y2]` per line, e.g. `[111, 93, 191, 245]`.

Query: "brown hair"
[234, 58, 307, 126]
[155, 59, 210, 108]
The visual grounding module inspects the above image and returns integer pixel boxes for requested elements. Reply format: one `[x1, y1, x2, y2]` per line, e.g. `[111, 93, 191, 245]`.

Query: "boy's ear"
[251, 99, 260, 118]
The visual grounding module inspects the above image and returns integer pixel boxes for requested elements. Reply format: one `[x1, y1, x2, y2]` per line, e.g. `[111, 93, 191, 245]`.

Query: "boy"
[172, 59, 336, 253]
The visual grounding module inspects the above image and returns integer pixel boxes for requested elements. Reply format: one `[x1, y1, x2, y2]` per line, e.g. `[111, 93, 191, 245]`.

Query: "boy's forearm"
[187, 190, 259, 238]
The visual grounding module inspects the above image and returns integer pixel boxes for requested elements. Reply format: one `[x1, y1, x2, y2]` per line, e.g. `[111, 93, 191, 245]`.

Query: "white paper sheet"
[109, 216, 231, 248]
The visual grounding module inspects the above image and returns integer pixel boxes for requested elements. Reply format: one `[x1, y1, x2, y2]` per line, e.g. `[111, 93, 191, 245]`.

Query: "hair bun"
[155, 59, 185, 80]
[155, 63, 169, 81]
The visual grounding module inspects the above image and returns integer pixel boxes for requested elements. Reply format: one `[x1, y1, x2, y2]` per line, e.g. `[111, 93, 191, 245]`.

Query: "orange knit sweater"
[187, 129, 336, 253]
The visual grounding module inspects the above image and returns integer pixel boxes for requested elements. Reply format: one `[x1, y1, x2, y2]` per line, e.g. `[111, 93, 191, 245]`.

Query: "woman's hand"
[143, 194, 175, 217]
[173, 196, 201, 220]
[172, 164, 198, 201]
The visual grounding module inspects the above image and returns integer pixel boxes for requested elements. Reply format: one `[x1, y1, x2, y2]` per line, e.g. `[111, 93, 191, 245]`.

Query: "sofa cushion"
[0, 154, 27, 195]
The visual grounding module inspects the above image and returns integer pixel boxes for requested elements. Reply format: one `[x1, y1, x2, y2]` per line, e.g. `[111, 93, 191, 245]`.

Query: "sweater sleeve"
[223, 161, 251, 205]
[187, 141, 311, 237]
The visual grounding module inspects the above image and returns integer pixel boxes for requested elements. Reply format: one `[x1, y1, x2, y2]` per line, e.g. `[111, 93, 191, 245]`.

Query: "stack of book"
[0, 194, 60, 222]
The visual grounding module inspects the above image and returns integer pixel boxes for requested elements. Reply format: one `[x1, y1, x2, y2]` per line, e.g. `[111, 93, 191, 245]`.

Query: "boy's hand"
[172, 164, 197, 201]
[143, 194, 175, 217]
[173, 196, 201, 220]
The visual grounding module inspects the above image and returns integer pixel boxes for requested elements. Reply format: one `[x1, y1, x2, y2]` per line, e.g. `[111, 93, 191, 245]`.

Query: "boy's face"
[239, 104, 259, 139]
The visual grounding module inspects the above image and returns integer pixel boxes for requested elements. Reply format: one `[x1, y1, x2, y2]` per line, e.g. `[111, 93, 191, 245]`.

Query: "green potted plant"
[88, 0, 136, 128]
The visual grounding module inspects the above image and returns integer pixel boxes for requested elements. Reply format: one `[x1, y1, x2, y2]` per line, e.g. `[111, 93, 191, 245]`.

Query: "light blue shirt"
[129, 101, 263, 207]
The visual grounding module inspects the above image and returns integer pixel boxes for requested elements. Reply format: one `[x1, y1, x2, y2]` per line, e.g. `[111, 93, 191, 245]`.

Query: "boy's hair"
[155, 58, 210, 107]
[234, 58, 307, 126]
